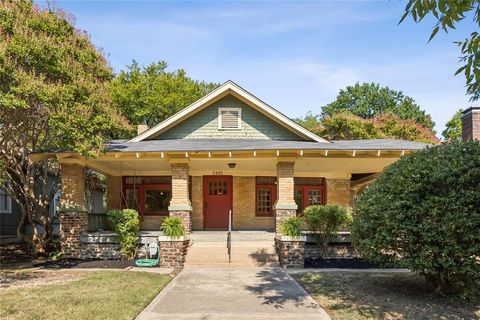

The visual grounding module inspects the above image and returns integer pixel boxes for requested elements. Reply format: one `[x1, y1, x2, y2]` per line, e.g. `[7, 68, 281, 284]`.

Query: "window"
[208, 181, 228, 195]
[218, 107, 241, 130]
[144, 189, 171, 214]
[294, 178, 325, 214]
[256, 177, 276, 216]
[0, 186, 12, 214]
[122, 176, 174, 216]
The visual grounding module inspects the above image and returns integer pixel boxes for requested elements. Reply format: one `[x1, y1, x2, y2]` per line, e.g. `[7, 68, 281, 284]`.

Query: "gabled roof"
[128, 81, 329, 143]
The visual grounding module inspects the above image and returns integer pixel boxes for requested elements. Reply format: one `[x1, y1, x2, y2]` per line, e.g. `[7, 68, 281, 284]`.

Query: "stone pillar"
[168, 161, 192, 234]
[59, 163, 88, 259]
[275, 236, 305, 268]
[462, 107, 480, 141]
[274, 160, 297, 234]
[326, 178, 351, 207]
[106, 175, 121, 210]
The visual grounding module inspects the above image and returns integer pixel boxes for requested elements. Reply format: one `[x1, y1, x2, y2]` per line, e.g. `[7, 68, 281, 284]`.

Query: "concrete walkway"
[137, 267, 331, 320]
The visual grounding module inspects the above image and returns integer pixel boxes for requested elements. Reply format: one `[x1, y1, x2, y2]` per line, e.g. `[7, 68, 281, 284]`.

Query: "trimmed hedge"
[351, 141, 480, 297]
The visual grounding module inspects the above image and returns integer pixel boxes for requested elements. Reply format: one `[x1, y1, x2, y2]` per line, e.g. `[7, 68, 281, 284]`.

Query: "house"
[32, 80, 438, 259]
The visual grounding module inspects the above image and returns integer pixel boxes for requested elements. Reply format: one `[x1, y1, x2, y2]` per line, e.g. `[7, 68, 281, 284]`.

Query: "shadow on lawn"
[294, 272, 480, 320]
[245, 268, 320, 310]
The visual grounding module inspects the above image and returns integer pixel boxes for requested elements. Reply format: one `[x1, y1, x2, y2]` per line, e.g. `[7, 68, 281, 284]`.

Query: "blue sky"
[45, 1, 476, 135]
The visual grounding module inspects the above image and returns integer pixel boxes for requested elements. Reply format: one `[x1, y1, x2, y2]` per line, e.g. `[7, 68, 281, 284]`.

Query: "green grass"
[293, 272, 480, 320]
[0, 270, 172, 320]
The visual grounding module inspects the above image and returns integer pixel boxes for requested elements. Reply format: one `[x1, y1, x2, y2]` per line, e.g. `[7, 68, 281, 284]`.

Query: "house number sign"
[213, 171, 223, 175]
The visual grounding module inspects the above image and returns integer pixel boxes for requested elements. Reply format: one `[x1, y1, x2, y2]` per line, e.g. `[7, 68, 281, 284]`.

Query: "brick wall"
[159, 239, 190, 268]
[233, 176, 274, 230]
[60, 164, 86, 210]
[59, 163, 88, 258]
[106, 175, 121, 210]
[59, 211, 88, 258]
[191, 176, 203, 230]
[275, 237, 305, 268]
[276, 162, 296, 205]
[462, 107, 480, 141]
[170, 163, 191, 206]
[326, 178, 351, 207]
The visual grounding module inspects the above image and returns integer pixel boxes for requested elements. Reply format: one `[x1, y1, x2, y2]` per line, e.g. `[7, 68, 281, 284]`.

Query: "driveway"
[137, 267, 331, 320]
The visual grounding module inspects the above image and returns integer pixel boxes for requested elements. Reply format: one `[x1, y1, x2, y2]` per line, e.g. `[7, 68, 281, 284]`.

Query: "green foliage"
[0, 1, 130, 253]
[161, 217, 185, 237]
[321, 83, 435, 130]
[442, 109, 463, 142]
[280, 217, 303, 237]
[304, 205, 352, 257]
[110, 60, 219, 137]
[351, 141, 480, 297]
[297, 111, 439, 143]
[400, 0, 480, 101]
[108, 209, 139, 259]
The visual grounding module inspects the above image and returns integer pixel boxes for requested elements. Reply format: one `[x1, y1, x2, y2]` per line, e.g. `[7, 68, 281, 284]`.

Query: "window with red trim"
[294, 177, 326, 214]
[122, 176, 173, 216]
[255, 177, 276, 216]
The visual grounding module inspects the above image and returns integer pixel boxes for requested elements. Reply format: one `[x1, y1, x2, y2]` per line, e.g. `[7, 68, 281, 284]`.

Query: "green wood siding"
[154, 95, 303, 140]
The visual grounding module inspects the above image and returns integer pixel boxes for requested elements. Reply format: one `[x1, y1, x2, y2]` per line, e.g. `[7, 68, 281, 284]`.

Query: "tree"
[400, 1, 480, 101]
[110, 60, 219, 136]
[442, 109, 463, 141]
[0, 1, 129, 253]
[296, 112, 439, 143]
[351, 141, 480, 297]
[321, 83, 435, 130]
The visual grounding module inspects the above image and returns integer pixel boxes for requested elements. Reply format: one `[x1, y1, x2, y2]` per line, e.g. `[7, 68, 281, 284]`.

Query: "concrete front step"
[185, 241, 279, 267]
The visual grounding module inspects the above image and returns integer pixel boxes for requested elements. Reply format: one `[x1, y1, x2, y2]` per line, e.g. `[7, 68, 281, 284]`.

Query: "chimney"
[137, 124, 149, 135]
[461, 107, 480, 141]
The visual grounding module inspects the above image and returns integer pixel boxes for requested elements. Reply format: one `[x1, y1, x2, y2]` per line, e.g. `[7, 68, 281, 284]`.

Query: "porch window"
[122, 176, 172, 216]
[0, 185, 11, 214]
[294, 177, 326, 214]
[255, 177, 276, 216]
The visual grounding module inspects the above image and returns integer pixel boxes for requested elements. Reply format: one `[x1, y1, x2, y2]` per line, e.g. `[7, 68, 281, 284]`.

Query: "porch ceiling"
[55, 150, 405, 179]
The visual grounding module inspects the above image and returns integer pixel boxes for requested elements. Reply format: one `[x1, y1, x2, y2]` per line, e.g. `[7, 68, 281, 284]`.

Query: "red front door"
[203, 176, 232, 230]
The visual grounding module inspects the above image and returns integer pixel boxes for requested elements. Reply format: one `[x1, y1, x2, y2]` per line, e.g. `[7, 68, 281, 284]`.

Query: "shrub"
[161, 217, 184, 237]
[280, 217, 303, 237]
[107, 209, 139, 259]
[304, 205, 352, 257]
[351, 141, 480, 297]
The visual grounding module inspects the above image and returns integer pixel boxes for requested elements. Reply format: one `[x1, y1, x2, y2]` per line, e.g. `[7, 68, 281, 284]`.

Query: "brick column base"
[275, 236, 305, 268]
[59, 211, 88, 259]
[274, 208, 296, 234]
[159, 239, 190, 268]
[169, 210, 192, 235]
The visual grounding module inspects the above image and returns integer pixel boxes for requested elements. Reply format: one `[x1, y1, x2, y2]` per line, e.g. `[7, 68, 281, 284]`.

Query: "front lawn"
[293, 272, 480, 320]
[0, 270, 172, 320]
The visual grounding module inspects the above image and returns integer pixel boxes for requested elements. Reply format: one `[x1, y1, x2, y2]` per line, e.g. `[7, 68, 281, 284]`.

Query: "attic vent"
[218, 107, 241, 130]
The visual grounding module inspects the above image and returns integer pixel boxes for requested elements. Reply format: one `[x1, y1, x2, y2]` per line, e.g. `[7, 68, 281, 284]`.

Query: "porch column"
[59, 163, 88, 259]
[168, 161, 192, 234]
[274, 160, 297, 234]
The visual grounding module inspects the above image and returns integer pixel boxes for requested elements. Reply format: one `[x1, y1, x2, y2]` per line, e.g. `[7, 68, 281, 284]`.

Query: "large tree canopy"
[442, 109, 463, 141]
[110, 60, 218, 136]
[0, 0, 129, 252]
[296, 112, 439, 144]
[400, 0, 480, 101]
[321, 82, 435, 130]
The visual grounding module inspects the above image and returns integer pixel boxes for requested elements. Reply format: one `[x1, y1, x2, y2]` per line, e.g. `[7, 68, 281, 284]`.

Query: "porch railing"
[227, 209, 232, 263]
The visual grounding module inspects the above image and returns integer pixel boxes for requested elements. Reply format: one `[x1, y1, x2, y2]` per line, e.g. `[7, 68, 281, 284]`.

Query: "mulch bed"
[305, 258, 387, 269]
[33, 259, 135, 269]
[0, 243, 32, 266]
